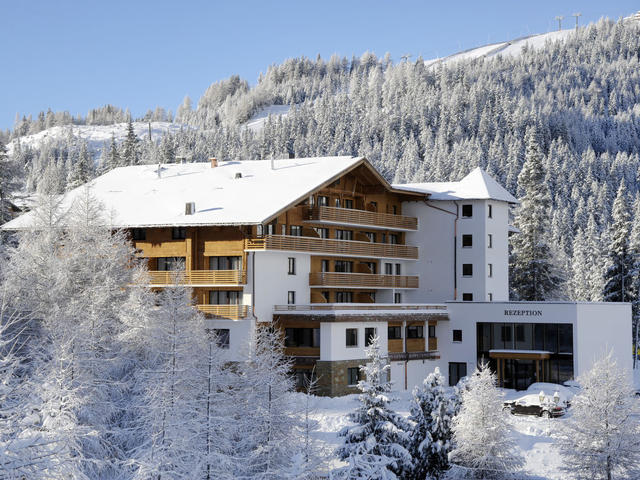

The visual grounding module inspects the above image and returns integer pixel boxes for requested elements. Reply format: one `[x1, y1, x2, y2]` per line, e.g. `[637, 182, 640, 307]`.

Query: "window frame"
[365, 327, 376, 346]
[345, 328, 358, 347]
[388, 326, 402, 340]
[462, 293, 473, 301]
[288, 257, 296, 275]
[452, 329, 463, 342]
[461, 204, 473, 218]
[462, 263, 473, 277]
[172, 227, 187, 240]
[406, 325, 424, 339]
[132, 228, 146, 241]
[347, 367, 360, 386]
[287, 291, 296, 305]
[213, 328, 230, 349]
[462, 234, 473, 248]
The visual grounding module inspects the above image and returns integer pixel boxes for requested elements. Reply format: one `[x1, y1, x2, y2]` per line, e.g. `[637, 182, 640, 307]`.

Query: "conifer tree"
[407, 367, 454, 480]
[107, 133, 121, 170]
[334, 336, 411, 479]
[559, 351, 640, 480]
[122, 118, 140, 165]
[510, 127, 561, 300]
[603, 181, 636, 304]
[448, 362, 523, 479]
[630, 194, 640, 368]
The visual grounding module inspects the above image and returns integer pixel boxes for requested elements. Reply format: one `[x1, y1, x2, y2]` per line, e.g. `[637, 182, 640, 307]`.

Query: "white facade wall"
[485, 201, 510, 301]
[403, 200, 456, 302]
[574, 303, 632, 376]
[320, 321, 387, 361]
[204, 318, 254, 362]
[252, 251, 310, 322]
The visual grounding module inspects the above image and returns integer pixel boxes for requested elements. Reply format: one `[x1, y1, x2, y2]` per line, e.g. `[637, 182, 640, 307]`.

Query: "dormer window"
[462, 204, 473, 218]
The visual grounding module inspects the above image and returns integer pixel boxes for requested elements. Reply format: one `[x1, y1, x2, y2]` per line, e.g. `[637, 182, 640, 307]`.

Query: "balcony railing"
[148, 270, 246, 286]
[309, 272, 419, 289]
[306, 206, 418, 231]
[274, 303, 447, 312]
[196, 304, 249, 320]
[389, 351, 440, 361]
[245, 235, 418, 260]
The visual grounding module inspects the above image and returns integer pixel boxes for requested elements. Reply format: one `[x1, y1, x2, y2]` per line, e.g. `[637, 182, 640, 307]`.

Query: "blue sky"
[1, 0, 637, 131]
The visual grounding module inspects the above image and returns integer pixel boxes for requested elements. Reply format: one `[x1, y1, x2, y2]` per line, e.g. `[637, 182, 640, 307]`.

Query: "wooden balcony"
[309, 272, 419, 289]
[389, 351, 439, 361]
[305, 206, 418, 231]
[196, 304, 249, 320]
[148, 270, 246, 286]
[245, 235, 418, 260]
[274, 303, 447, 313]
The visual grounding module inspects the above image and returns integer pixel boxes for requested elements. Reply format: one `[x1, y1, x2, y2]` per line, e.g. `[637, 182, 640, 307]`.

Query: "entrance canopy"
[489, 349, 552, 360]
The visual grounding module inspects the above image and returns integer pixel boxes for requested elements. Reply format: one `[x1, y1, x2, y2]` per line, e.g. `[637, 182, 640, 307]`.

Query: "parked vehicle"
[503, 393, 566, 418]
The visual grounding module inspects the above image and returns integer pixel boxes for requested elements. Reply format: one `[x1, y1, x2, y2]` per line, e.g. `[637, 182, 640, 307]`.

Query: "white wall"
[252, 251, 310, 321]
[204, 317, 254, 362]
[575, 302, 632, 376]
[320, 321, 387, 361]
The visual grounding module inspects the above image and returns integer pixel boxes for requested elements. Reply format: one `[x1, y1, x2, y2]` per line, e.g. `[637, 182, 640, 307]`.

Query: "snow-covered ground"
[244, 104, 291, 132]
[7, 121, 185, 156]
[300, 369, 640, 479]
[425, 29, 574, 68]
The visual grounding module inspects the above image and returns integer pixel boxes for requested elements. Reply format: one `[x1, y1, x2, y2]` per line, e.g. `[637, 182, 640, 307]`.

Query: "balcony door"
[157, 257, 185, 271]
[209, 290, 240, 305]
[209, 256, 242, 271]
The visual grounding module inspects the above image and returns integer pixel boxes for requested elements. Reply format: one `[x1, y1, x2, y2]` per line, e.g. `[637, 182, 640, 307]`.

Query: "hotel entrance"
[489, 350, 551, 390]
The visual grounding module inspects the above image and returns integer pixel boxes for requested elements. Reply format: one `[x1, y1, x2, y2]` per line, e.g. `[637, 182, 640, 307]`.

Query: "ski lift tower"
[555, 15, 564, 31]
[572, 12, 582, 31]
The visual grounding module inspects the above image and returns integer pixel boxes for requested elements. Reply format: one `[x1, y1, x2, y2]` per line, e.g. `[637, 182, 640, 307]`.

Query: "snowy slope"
[6, 121, 185, 156]
[244, 104, 291, 132]
[426, 29, 575, 67]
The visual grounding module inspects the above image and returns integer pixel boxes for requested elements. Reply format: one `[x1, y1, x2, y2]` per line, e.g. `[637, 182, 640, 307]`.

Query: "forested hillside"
[2, 17, 640, 302]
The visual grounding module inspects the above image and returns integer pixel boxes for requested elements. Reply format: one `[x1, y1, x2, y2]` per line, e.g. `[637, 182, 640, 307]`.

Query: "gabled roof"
[3, 157, 368, 229]
[393, 167, 519, 204]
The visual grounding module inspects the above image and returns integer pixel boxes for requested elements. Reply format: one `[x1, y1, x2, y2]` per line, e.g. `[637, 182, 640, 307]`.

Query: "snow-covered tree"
[334, 335, 411, 479]
[510, 127, 562, 301]
[107, 133, 121, 170]
[0, 139, 20, 224]
[559, 350, 640, 480]
[122, 118, 140, 166]
[448, 362, 523, 479]
[408, 367, 455, 479]
[603, 181, 636, 304]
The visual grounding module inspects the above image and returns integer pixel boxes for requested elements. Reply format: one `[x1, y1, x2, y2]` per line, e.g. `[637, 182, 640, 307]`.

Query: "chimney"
[210, 157, 218, 168]
[185, 202, 196, 215]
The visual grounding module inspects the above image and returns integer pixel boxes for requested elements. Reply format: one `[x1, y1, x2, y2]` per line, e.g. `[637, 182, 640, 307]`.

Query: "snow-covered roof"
[394, 167, 519, 204]
[2, 156, 365, 229]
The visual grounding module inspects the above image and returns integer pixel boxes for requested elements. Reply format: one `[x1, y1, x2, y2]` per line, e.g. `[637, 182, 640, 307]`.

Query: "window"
[213, 329, 230, 349]
[172, 227, 186, 239]
[453, 329, 462, 342]
[346, 328, 358, 347]
[462, 293, 473, 301]
[287, 291, 296, 305]
[388, 326, 402, 339]
[335, 230, 353, 240]
[285, 328, 320, 348]
[488, 293, 493, 301]
[394, 292, 402, 304]
[314, 227, 329, 238]
[364, 232, 376, 242]
[157, 257, 185, 271]
[318, 196, 329, 206]
[407, 325, 424, 339]
[290, 225, 302, 236]
[462, 234, 473, 248]
[288, 257, 296, 275]
[488, 204, 493, 218]
[392, 205, 398, 215]
[256, 224, 264, 237]
[336, 291, 353, 303]
[132, 228, 146, 240]
[488, 234, 493, 248]
[308, 195, 315, 206]
[501, 325, 512, 343]
[461, 204, 473, 218]
[335, 198, 341, 207]
[266, 222, 276, 235]
[365, 262, 377, 274]
[209, 290, 240, 305]
[210, 256, 241, 270]
[335, 260, 353, 273]
[347, 367, 360, 386]
[333, 179, 340, 186]
[295, 370, 317, 390]
[321, 259, 330, 272]
[389, 234, 399, 244]
[384, 263, 393, 275]
[343, 199, 353, 209]
[428, 325, 436, 338]
[395, 264, 401, 275]
[321, 291, 330, 302]
[370, 201, 377, 211]
[365, 327, 376, 346]
[449, 362, 467, 386]
[381, 233, 387, 243]
[462, 264, 473, 277]
[488, 263, 493, 278]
